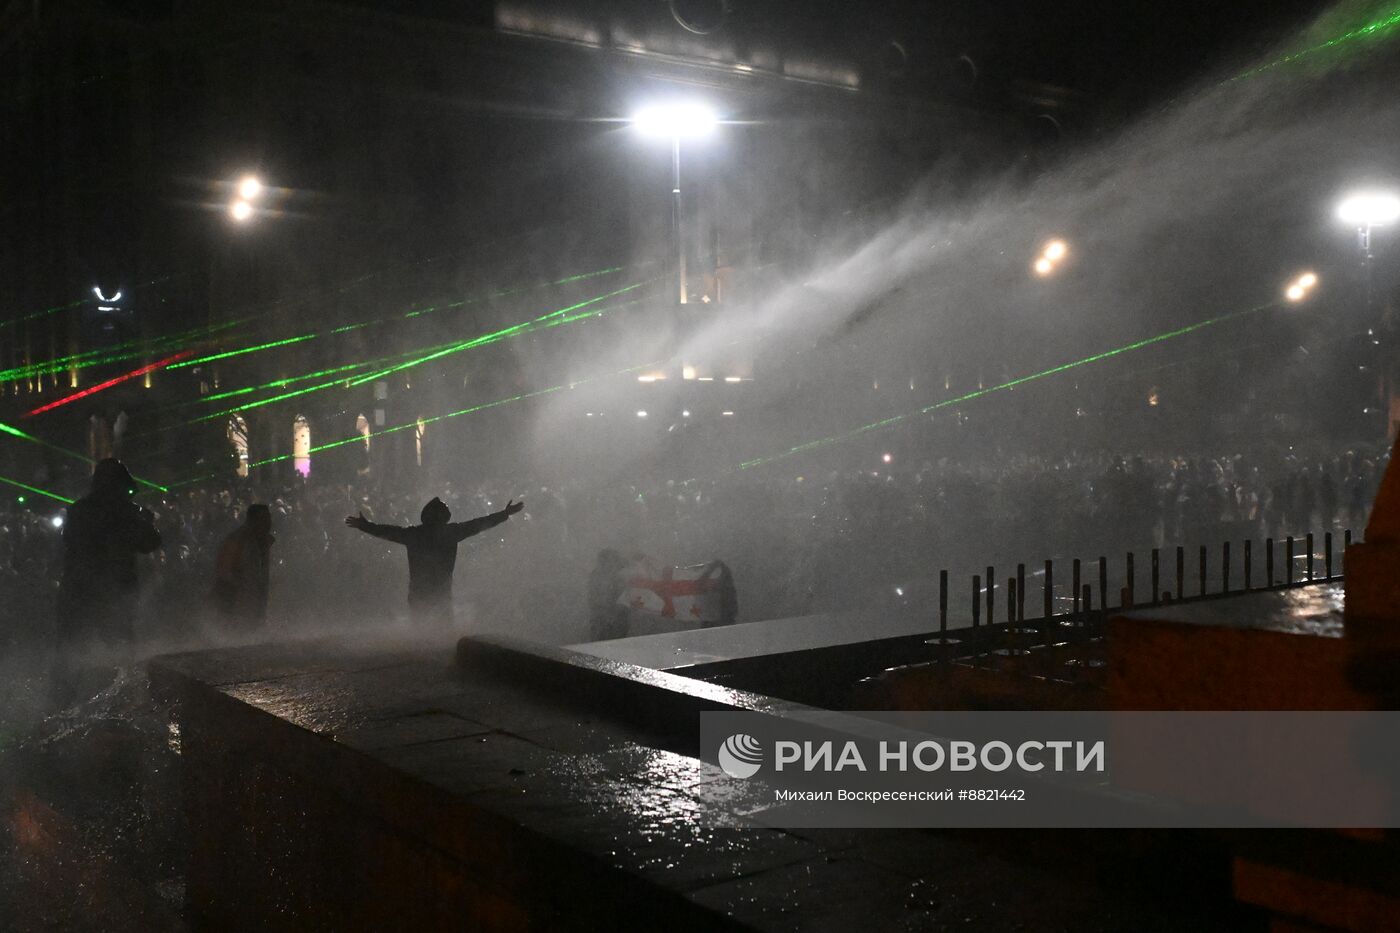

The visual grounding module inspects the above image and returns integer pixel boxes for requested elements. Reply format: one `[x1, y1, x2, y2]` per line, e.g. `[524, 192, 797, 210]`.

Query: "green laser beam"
[163, 356, 661, 489]
[0, 272, 186, 331]
[165, 291, 652, 442]
[0, 421, 169, 492]
[345, 280, 654, 388]
[186, 285, 654, 427]
[168, 332, 320, 369]
[119, 263, 630, 375]
[740, 304, 1275, 470]
[167, 357, 395, 408]
[234, 360, 661, 472]
[176, 265, 628, 370]
[0, 319, 246, 382]
[1234, 3, 1400, 80]
[396, 265, 625, 321]
[0, 473, 75, 505]
[181, 339, 473, 426]
[0, 299, 85, 331]
[127, 348, 450, 441]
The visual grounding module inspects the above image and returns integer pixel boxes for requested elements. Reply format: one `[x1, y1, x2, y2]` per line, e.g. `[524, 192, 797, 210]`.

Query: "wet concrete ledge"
[147, 636, 930, 931]
[454, 633, 816, 751]
[149, 634, 1249, 932]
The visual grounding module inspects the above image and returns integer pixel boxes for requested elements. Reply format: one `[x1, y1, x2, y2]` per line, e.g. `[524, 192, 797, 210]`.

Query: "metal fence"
[928, 528, 1352, 651]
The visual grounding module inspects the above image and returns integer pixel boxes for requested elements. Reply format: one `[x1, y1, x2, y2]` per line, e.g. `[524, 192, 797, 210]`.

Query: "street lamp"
[1284, 271, 1319, 303]
[237, 175, 263, 200]
[632, 101, 718, 304]
[1032, 238, 1069, 277]
[1336, 189, 1398, 437]
[1337, 190, 1400, 259]
[227, 173, 266, 224]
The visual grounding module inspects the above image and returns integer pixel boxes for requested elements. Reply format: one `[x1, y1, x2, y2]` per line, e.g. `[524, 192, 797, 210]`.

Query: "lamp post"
[633, 102, 717, 305]
[1337, 189, 1400, 437]
[1337, 190, 1400, 308]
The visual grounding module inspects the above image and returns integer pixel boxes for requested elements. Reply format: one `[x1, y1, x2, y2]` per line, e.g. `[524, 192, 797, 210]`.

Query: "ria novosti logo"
[718, 733, 764, 779]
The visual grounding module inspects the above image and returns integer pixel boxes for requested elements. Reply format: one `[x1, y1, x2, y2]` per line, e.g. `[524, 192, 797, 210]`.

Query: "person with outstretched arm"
[345, 496, 523, 625]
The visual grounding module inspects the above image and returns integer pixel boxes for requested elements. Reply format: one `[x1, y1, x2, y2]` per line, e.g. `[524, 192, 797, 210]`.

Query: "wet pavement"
[0, 661, 185, 932]
[140, 637, 1258, 931]
[1127, 583, 1345, 638]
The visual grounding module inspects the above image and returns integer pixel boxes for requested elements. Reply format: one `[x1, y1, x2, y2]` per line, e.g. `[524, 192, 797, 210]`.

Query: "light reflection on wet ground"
[0, 661, 185, 931]
[1130, 582, 1345, 637]
[2, 629, 1278, 932]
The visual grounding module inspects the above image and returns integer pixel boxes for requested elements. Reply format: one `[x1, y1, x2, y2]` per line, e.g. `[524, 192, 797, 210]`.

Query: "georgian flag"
[619, 559, 729, 628]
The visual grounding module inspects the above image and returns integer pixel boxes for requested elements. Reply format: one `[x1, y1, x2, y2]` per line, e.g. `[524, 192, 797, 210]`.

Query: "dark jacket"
[355, 511, 508, 611]
[60, 494, 162, 594]
[57, 491, 161, 643]
[213, 525, 274, 626]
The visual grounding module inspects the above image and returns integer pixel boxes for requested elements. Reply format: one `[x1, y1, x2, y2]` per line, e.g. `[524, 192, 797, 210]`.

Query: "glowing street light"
[226, 173, 267, 224]
[1337, 190, 1400, 230]
[1032, 238, 1070, 277]
[1284, 270, 1320, 303]
[632, 101, 718, 304]
[632, 102, 718, 139]
[1337, 189, 1400, 268]
[1336, 188, 1398, 319]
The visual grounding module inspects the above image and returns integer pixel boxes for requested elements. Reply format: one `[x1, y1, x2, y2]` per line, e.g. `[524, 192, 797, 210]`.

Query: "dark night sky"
[961, 0, 1330, 84]
[800, 0, 1337, 109]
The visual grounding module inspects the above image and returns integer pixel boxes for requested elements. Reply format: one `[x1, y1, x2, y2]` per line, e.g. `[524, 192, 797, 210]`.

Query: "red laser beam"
[24, 350, 193, 418]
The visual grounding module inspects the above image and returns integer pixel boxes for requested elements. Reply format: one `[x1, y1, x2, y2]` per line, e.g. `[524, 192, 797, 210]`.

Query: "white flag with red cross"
[618, 558, 730, 630]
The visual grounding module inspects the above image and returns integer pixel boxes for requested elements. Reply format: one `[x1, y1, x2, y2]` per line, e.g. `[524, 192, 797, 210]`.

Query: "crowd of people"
[0, 442, 1387, 674]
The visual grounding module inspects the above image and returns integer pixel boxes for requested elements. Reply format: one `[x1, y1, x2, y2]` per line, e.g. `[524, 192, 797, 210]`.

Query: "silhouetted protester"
[212, 504, 275, 630]
[54, 458, 162, 704]
[587, 549, 629, 640]
[345, 496, 523, 625]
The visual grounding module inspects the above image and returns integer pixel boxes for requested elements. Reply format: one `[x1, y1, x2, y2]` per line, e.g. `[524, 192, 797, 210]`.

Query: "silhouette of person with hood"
[54, 458, 162, 702]
[345, 496, 523, 624]
[213, 503, 275, 629]
[587, 548, 630, 641]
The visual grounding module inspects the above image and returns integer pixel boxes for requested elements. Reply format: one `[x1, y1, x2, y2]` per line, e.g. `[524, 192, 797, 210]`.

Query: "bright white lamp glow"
[229, 200, 254, 222]
[1043, 240, 1068, 261]
[632, 101, 718, 138]
[1337, 191, 1400, 227]
[1033, 257, 1054, 276]
[237, 176, 263, 200]
[1284, 270, 1319, 303]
